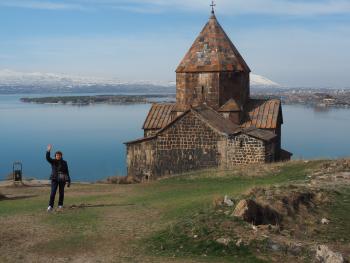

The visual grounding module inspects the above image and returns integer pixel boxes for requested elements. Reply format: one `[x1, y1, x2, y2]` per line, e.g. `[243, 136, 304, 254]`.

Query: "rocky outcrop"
[232, 199, 282, 225]
[316, 245, 344, 263]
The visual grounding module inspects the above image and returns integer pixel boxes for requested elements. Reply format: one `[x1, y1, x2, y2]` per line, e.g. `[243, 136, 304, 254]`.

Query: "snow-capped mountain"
[0, 69, 175, 87]
[250, 74, 280, 87]
[0, 69, 78, 87]
[0, 69, 279, 93]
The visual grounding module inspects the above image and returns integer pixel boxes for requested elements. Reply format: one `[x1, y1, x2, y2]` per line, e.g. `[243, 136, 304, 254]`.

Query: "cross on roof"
[210, 0, 216, 14]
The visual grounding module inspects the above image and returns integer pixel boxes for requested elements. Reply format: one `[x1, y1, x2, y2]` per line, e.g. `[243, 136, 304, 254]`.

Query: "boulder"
[235, 238, 243, 247]
[216, 237, 232, 246]
[223, 195, 234, 207]
[316, 245, 344, 263]
[321, 218, 330, 225]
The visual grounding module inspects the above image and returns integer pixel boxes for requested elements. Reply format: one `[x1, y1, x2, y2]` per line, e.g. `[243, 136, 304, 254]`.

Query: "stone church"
[125, 10, 292, 181]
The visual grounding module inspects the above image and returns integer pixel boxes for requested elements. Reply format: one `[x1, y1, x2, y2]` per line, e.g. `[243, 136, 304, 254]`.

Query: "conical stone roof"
[176, 14, 250, 73]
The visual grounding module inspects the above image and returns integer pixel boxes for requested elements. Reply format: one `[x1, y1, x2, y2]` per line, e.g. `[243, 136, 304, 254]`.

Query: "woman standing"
[46, 144, 71, 211]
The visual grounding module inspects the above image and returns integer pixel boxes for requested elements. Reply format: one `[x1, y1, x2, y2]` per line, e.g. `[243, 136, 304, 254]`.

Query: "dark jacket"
[46, 151, 71, 183]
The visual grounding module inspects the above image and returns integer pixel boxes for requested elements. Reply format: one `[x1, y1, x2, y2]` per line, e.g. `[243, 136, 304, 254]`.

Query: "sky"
[0, 0, 349, 87]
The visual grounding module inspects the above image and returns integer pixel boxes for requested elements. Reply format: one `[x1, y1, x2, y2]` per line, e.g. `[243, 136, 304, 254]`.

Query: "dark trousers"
[49, 180, 65, 207]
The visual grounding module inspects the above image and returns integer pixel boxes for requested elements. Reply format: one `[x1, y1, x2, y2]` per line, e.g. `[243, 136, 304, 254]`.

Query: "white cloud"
[0, 0, 84, 10]
[78, 0, 350, 15]
[2, 23, 350, 87]
[2, 0, 350, 15]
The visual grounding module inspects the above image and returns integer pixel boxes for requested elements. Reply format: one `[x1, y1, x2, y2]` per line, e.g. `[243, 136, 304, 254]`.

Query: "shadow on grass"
[2, 182, 49, 188]
[68, 203, 135, 209]
[0, 194, 39, 201]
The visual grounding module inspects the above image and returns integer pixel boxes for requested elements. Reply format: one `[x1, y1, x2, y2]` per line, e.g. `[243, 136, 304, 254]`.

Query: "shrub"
[106, 175, 140, 184]
[0, 191, 6, 200]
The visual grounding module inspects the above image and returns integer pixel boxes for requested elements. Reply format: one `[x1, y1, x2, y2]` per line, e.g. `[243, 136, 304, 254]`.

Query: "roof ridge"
[191, 104, 240, 135]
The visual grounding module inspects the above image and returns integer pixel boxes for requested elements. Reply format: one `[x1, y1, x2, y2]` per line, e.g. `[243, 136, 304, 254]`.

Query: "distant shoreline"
[20, 94, 176, 105]
[12, 87, 350, 108]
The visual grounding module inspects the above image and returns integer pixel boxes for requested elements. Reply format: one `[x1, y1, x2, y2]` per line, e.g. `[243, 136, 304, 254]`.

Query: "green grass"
[1, 160, 336, 263]
[0, 190, 127, 217]
[0, 196, 48, 216]
[33, 232, 101, 255]
[128, 161, 318, 220]
[315, 187, 350, 244]
[43, 208, 100, 230]
[33, 203, 103, 254]
[140, 161, 322, 261]
[145, 207, 266, 263]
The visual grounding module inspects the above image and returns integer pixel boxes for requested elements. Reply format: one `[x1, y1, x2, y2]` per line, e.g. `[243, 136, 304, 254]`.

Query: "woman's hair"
[55, 151, 63, 156]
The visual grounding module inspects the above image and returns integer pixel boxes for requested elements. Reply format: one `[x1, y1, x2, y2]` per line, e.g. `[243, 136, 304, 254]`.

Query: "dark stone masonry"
[125, 11, 292, 181]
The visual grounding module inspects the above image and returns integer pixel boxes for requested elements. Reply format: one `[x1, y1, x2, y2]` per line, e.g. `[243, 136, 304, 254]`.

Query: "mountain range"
[0, 69, 280, 94]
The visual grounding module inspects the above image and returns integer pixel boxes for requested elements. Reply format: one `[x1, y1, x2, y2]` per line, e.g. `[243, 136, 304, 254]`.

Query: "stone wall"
[128, 113, 276, 180]
[155, 112, 224, 176]
[126, 138, 156, 181]
[176, 72, 220, 111]
[220, 134, 274, 168]
[265, 140, 275, 163]
[219, 72, 250, 107]
[175, 71, 250, 113]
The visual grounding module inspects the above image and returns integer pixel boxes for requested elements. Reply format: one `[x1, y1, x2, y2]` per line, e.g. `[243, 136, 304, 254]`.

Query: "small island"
[20, 94, 176, 105]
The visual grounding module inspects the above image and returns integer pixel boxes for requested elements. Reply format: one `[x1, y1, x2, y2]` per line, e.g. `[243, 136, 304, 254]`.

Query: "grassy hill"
[0, 160, 349, 262]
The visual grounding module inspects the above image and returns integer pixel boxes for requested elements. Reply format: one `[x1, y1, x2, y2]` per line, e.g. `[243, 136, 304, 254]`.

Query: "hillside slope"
[0, 160, 349, 262]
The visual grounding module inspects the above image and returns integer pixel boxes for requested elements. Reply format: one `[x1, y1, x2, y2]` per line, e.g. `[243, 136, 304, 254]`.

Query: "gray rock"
[316, 245, 344, 263]
[223, 195, 234, 207]
[321, 218, 330, 225]
[216, 237, 232, 246]
[271, 244, 280, 251]
[235, 238, 243, 247]
[266, 239, 282, 252]
[288, 243, 303, 256]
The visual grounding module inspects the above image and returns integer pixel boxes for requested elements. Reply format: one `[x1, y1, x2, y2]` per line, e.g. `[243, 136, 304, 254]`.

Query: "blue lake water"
[1, 94, 350, 182]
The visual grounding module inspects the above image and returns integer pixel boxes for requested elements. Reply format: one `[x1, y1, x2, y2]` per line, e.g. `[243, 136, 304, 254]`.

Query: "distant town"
[252, 88, 350, 108]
